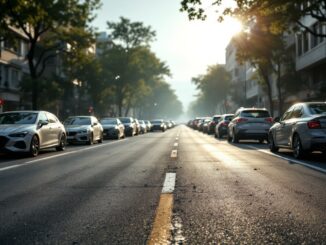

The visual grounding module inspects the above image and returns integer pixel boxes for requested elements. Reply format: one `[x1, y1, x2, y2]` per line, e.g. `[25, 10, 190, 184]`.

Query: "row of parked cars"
[0, 111, 176, 157]
[188, 102, 326, 159]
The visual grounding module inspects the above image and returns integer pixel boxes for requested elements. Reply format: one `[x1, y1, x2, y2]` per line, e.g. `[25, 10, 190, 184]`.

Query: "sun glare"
[223, 17, 243, 38]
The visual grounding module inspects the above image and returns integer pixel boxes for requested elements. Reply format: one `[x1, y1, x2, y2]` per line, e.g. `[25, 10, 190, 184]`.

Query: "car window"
[0, 112, 38, 124]
[225, 115, 233, 121]
[281, 107, 294, 121]
[240, 110, 270, 118]
[308, 104, 326, 115]
[64, 117, 91, 125]
[213, 117, 220, 122]
[38, 112, 48, 123]
[46, 112, 58, 123]
[101, 118, 117, 125]
[119, 118, 131, 123]
[291, 106, 303, 118]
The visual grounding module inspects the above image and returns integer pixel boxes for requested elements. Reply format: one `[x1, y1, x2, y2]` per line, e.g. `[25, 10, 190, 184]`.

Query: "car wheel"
[214, 132, 217, 138]
[29, 135, 40, 157]
[98, 132, 103, 143]
[232, 130, 239, 143]
[56, 134, 66, 151]
[293, 134, 306, 159]
[87, 133, 94, 145]
[218, 130, 223, 139]
[227, 131, 232, 142]
[268, 133, 279, 153]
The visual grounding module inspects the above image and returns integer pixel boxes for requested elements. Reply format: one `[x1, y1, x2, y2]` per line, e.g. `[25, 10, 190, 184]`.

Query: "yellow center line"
[147, 194, 174, 245]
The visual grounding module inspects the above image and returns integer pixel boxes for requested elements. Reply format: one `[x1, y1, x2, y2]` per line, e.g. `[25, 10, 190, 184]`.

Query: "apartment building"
[0, 27, 30, 112]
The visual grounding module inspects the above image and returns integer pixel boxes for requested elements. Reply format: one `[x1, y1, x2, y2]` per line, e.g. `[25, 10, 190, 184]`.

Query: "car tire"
[293, 134, 306, 159]
[268, 133, 279, 153]
[232, 130, 239, 143]
[29, 135, 40, 157]
[214, 132, 217, 138]
[218, 130, 223, 139]
[87, 133, 94, 145]
[227, 131, 232, 142]
[98, 133, 103, 143]
[56, 134, 66, 151]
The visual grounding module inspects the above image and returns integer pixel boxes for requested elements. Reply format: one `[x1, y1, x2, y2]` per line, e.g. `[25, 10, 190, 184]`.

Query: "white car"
[0, 111, 66, 157]
[64, 116, 103, 145]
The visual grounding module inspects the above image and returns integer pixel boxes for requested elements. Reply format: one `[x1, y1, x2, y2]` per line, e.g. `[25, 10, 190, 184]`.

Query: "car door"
[46, 112, 60, 146]
[37, 112, 51, 147]
[275, 107, 294, 146]
[285, 105, 303, 146]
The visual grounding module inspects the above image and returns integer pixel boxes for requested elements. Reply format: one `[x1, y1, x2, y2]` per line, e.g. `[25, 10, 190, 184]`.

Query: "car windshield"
[225, 115, 233, 121]
[308, 104, 326, 115]
[64, 117, 91, 125]
[213, 117, 221, 122]
[0, 112, 38, 125]
[119, 118, 131, 123]
[241, 110, 270, 118]
[100, 119, 117, 125]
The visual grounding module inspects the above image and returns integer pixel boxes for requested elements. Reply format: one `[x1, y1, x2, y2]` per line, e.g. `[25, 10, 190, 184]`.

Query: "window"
[291, 106, 303, 118]
[303, 31, 309, 53]
[4, 38, 21, 54]
[11, 69, 20, 89]
[38, 112, 48, 124]
[311, 23, 319, 48]
[281, 107, 294, 121]
[297, 34, 302, 56]
[46, 112, 58, 123]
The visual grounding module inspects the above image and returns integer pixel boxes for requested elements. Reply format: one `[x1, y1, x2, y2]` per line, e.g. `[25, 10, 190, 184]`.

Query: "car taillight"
[265, 117, 273, 123]
[236, 118, 248, 123]
[221, 122, 228, 126]
[307, 120, 321, 129]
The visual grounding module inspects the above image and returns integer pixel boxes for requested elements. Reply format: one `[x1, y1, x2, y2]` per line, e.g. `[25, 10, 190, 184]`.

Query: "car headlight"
[9, 131, 29, 137]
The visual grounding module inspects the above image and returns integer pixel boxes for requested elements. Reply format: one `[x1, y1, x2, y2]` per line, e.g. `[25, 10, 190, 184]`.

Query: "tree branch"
[296, 20, 326, 38]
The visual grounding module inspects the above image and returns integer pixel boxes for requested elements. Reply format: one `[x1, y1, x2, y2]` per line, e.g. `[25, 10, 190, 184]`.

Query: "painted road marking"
[170, 150, 178, 159]
[246, 145, 326, 174]
[176, 137, 179, 141]
[173, 142, 178, 147]
[148, 173, 176, 245]
[162, 173, 176, 194]
[0, 139, 128, 172]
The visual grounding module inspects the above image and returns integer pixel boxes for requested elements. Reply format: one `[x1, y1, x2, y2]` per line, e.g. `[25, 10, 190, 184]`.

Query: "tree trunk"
[276, 61, 283, 117]
[259, 66, 274, 117]
[27, 41, 39, 110]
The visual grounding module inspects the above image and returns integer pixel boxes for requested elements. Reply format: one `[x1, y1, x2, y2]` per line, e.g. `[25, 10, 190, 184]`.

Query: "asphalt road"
[0, 125, 325, 244]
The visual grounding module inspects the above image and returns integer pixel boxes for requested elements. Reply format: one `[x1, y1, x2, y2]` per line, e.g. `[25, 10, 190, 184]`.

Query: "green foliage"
[189, 64, 231, 116]
[0, 0, 101, 109]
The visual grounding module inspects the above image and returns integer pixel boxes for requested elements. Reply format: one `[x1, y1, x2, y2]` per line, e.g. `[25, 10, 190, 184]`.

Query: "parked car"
[64, 116, 103, 145]
[268, 102, 326, 158]
[139, 120, 147, 134]
[215, 114, 234, 139]
[119, 117, 136, 136]
[202, 119, 212, 134]
[165, 120, 173, 129]
[0, 111, 66, 157]
[208, 115, 222, 134]
[150, 119, 166, 132]
[100, 117, 125, 139]
[145, 120, 152, 132]
[227, 108, 273, 143]
[134, 119, 141, 135]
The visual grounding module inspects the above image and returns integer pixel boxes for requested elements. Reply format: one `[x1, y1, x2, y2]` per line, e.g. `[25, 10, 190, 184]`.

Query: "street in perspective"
[1, 0, 326, 244]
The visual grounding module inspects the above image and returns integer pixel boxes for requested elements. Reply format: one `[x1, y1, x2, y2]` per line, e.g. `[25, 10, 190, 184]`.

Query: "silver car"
[228, 107, 273, 143]
[64, 116, 103, 145]
[100, 117, 125, 139]
[0, 111, 66, 157]
[269, 102, 326, 159]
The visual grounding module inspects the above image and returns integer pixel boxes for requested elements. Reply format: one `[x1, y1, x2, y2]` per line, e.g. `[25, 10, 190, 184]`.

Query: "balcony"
[296, 40, 326, 71]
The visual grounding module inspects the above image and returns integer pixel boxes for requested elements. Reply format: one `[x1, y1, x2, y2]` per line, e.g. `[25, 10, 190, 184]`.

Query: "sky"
[92, 0, 239, 111]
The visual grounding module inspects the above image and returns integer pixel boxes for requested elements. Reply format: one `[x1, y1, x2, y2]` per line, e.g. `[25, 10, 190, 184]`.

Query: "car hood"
[0, 124, 35, 135]
[65, 125, 91, 131]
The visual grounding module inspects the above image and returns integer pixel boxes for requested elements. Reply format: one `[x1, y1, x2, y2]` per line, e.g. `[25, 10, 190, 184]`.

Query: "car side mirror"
[274, 117, 280, 123]
[38, 120, 48, 128]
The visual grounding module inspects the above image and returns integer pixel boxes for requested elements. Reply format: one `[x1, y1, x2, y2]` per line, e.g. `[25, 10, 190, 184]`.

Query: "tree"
[190, 64, 231, 116]
[101, 18, 170, 116]
[180, 0, 326, 37]
[0, 0, 101, 109]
